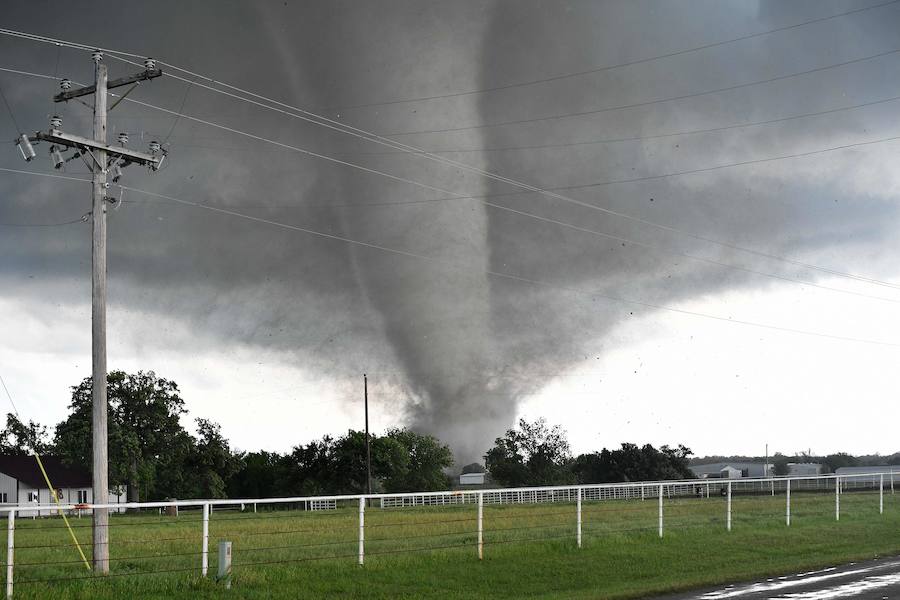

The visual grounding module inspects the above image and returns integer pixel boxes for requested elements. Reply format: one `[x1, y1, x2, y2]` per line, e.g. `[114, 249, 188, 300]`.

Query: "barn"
[0, 455, 126, 517]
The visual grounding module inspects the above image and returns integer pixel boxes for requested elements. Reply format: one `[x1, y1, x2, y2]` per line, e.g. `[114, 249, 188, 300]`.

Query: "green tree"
[822, 452, 858, 473]
[572, 443, 694, 483]
[0, 413, 52, 455]
[772, 453, 791, 476]
[188, 419, 242, 498]
[484, 418, 574, 487]
[54, 371, 188, 502]
[381, 428, 453, 492]
[228, 451, 293, 498]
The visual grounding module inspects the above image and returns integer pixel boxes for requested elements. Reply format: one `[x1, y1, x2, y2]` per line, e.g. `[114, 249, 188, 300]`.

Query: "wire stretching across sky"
[3, 60, 900, 299]
[324, 0, 900, 110]
[381, 46, 900, 136]
[118, 184, 900, 350]
[4, 161, 899, 308]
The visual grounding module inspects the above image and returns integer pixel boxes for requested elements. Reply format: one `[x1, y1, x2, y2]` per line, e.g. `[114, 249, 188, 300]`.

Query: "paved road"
[654, 556, 900, 599]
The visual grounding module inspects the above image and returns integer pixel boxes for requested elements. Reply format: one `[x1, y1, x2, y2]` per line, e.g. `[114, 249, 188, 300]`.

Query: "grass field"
[2, 489, 899, 599]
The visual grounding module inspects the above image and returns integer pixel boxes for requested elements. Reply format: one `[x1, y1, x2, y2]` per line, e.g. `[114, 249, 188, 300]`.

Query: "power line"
[321, 0, 900, 110]
[0, 80, 21, 132]
[341, 92, 900, 156]
[101, 71, 900, 293]
[6, 154, 900, 307]
[4, 42, 898, 294]
[0, 215, 88, 227]
[7, 59, 898, 299]
[120, 184, 900, 350]
[383, 46, 900, 136]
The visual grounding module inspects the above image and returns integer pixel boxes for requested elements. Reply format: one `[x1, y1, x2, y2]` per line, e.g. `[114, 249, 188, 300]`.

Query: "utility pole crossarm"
[54, 69, 162, 103]
[34, 130, 161, 167]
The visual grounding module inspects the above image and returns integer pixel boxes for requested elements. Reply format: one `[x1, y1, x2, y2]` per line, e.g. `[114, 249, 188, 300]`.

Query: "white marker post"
[217, 541, 232, 589]
[201, 503, 209, 577]
[658, 484, 663, 538]
[786, 479, 791, 527]
[477, 492, 484, 560]
[576, 487, 582, 549]
[835, 477, 840, 521]
[727, 481, 732, 532]
[358, 497, 365, 566]
[6, 509, 14, 600]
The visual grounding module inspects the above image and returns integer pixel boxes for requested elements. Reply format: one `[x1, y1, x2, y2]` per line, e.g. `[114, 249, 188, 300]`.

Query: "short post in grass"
[657, 484, 663, 538]
[217, 541, 232, 589]
[786, 479, 791, 527]
[477, 492, 484, 560]
[835, 476, 840, 521]
[576, 487, 582, 549]
[726, 482, 732, 532]
[880, 474, 884, 515]
[358, 497, 365, 566]
[6, 509, 14, 600]
[202, 502, 210, 577]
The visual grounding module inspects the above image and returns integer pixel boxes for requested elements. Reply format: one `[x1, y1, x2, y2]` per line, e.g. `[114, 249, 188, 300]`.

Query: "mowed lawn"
[3, 490, 900, 599]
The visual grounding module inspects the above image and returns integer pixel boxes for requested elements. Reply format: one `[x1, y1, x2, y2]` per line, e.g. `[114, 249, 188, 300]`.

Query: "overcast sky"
[2, 0, 900, 465]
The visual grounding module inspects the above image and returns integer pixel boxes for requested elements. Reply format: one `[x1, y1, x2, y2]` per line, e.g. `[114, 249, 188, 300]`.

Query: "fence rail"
[1, 471, 896, 598]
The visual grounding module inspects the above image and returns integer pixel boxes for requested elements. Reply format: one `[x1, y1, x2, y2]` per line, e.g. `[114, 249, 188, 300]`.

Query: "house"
[835, 465, 898, 486]
[459, 472, 485, 486]
[786, 463, 822, 476]
[0, 455, 126, 517]
[690, 462, 773, 479]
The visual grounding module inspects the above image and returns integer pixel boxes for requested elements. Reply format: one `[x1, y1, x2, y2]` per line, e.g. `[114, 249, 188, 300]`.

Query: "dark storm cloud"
[2, 0, 900, 462]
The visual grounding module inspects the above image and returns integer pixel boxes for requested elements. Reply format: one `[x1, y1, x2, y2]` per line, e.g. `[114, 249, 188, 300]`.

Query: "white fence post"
[201, 502, 209, 577]
[657, 484, 663, 538]
[786, 479, 791, 527]
[576, 487, 582, 549]
[6, 509, 14, 600]
[358, 497, 365, 566]
[641, 484, 645, 501]
[835, 477, 840, 521]
[880, 474, 884, 515]
[477, 492, 484, 560]
[727, 481, 732, 531]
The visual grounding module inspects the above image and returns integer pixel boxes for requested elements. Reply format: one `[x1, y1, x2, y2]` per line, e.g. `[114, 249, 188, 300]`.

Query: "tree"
[571, 443, 694, 483]
[484, 418, 573, 487]
[55, 371, 189, 502]
[772, 453, 791, 476]
[228, 451, 293, 499]
[821, 452, 858, 473]
[188, 419, 242, 499]
[381, 428, 453, 492]
[0, 413, 52, 455]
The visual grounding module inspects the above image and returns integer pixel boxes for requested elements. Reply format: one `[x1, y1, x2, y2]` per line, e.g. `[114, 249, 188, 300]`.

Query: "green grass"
[3, 490, 900, 599]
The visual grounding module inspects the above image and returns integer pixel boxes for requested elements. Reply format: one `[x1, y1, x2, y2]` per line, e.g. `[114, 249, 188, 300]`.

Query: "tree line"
[6, 370, 889, 502]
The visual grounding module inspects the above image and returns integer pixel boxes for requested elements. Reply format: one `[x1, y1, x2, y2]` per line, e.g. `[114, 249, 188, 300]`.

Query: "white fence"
[1, 471, 897, 598]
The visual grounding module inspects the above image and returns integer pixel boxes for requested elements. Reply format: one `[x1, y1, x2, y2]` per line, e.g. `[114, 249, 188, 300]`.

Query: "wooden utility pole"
[14, 51, 166, 574]
[90, 53, 110, 574]
[364, 374, 372, 496]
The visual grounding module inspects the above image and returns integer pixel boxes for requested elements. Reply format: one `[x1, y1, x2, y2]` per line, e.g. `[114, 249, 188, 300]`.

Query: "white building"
[0, 455, 126, 517]
[787, 463, 822, 476]
[835, 465, 898, 485]
[459, 472, 486, 486]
